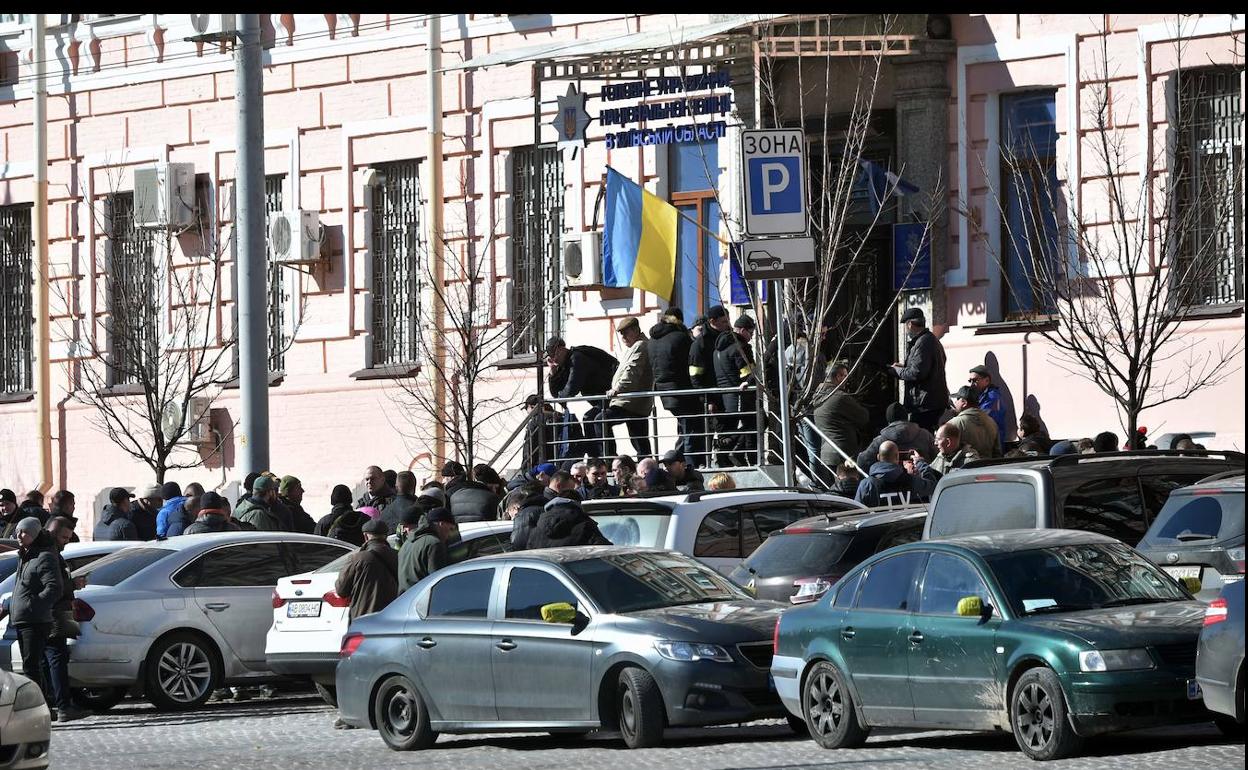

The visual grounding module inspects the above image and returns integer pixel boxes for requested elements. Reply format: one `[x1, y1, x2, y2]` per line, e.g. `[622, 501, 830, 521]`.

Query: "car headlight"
[653, 640, 732, 663]
[1078, 648, 1155, 672]
[791, 578, 833, 604]
[14, 682, 46, 711]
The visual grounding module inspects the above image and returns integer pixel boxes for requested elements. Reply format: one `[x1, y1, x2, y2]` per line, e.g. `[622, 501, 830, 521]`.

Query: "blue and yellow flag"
[602, 167, 678, 299]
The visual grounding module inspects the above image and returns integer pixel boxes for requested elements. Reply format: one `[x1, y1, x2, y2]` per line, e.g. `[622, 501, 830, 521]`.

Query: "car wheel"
[373, 675, 437, 751]
[1010, 668, 1084, 760]
[314, 682, 337, 708]
[786, 712, 809, 735]
[618, 667, 665, 749]
[71, 686, 128, 713]
[144, 632, 220, 711]
[802, 661, 869, 749]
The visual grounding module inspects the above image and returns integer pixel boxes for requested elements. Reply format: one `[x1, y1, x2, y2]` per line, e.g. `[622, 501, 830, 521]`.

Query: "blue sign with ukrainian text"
[893, 222, 931, 291]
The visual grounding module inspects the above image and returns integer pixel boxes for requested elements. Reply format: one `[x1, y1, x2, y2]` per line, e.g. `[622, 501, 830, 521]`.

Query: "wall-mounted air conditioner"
[134, 163, 196, 230]
[563, 231, 602, 287]
[268, 209, 322, 263]
[187, 14, 236, 41]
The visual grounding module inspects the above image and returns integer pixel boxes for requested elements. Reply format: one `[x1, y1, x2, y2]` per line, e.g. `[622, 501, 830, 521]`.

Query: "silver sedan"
[68, 532, 352, 711]
[337, 547, 792, 750]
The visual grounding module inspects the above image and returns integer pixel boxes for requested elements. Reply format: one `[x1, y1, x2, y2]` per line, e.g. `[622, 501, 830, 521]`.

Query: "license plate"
[286, 601, 322, 618]
[1187, 679, 1203, 700]
[1163, 566, 1200, 580]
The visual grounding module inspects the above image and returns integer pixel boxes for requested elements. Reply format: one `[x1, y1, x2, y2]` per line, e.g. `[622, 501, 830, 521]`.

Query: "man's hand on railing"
[605, 389, 617, 399]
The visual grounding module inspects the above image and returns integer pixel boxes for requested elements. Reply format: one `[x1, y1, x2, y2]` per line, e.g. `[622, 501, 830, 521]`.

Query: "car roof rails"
[682, 485, 822, 503]
[1048, 449, 1246, 467]
[1193, 469, 1246, 485]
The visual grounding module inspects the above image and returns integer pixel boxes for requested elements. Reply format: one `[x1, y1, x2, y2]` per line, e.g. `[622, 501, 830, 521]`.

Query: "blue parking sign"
[741, 129, 807, 237]
[748, 157, 802, 215]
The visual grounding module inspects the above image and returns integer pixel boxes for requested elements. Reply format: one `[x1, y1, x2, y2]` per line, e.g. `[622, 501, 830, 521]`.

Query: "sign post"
[740, 128, 811, 486]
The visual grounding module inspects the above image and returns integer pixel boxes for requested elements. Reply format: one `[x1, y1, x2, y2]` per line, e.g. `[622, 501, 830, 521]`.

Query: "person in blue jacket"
[968, 364, 1007, 448]
[155, 481, 186, 539]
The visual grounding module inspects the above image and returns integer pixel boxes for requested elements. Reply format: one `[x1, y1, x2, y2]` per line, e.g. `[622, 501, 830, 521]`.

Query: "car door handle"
[416, 637, 437, 649]
[908, 631, 924, 644]
[841, 627, 856, 640]
[496, 639, 517, 651]
[204, 603, 230, 612]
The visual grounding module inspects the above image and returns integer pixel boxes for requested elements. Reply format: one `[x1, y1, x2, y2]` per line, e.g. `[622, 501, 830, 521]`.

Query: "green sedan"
[771, 529, 1209, 760]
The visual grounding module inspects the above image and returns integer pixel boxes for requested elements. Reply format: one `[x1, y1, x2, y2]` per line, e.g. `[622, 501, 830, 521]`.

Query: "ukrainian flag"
[602, 167, 678, 299]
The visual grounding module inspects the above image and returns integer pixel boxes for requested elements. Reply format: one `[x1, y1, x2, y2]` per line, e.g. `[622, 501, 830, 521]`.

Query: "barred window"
[0, 204, 33, 395]
[370, 159, 424, 367]
[265, 175, 288, 372]
[1174, 67, 1245, 307]
[509, 145, 564, 357]
[105, 192, 158, 387]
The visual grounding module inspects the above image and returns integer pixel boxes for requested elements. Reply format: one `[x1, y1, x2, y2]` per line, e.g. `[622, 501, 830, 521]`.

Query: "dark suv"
[923, 451, 1244, 545]
[1137, 471, 1244, 600]
[728, 505, 926, 603]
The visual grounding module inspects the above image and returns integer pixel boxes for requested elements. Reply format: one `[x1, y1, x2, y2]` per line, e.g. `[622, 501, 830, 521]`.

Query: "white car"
[0, 670, 51, 769]
[584, 488, 864, 575]
[265, 521, 514, 704]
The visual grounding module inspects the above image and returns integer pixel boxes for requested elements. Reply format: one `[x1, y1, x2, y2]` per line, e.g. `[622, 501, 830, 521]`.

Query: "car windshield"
[73, 547, 174, 588]
[742, 532, 851, 578]
[564, 551, 748, 613]
[588, 513, 671, 548]
[986, 542, 1189, 616]
[1140, 492, 1244, 546]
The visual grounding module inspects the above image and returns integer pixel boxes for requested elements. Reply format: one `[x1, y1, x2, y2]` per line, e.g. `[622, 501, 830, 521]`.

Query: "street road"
[51, 693, 1244, 770]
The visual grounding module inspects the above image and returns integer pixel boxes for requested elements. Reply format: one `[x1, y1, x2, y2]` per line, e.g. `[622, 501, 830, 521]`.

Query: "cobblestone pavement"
[50, 693, 1244, 770]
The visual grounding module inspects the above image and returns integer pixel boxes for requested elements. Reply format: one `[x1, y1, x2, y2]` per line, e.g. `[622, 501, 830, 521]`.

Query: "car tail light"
[272, 590, 286, 609]
[1204, 598, 1228, 626]
[974, 475, 998, 482]
[785, 528, 814, 534]
[72, 598, 95, 622]
[1227, 546, 1245, 574]
[772, 617, 781, 655]
[291, 579, 312, 585]
[323, 590, 350, 608]
[341, 633, 365, 657]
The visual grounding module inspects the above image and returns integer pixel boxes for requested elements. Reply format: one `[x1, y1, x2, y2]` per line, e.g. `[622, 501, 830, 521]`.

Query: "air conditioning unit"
[563, 231, 602, 287]
[187, 14, 237, 40]
[160, 396, 213, 445]
[268, 209, 322, 263]
[134, 163, 196, 229]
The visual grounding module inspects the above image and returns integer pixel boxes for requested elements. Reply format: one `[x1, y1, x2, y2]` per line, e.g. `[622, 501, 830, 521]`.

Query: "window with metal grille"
[0, 204, 33, 395]
[1173, 67, 1245, 307]
[509, 145, 564, 357]
[370, 159, 424, 367]
[265, 175, 288, 372]
[105, 192, 157, 387]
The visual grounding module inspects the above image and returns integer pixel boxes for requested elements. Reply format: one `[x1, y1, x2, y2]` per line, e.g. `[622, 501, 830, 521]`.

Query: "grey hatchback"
[336, 547, 790, 750]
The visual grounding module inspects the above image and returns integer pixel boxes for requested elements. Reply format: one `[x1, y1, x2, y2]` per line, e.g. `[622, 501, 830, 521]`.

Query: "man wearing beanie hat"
[315, 485, 369, 547]
[0, 489, 19, 533]
[649, 306, 703, 464]
[278, 476, 316, 534]
[397, 508, 458, 592]
[334, 518, 398, 621]
[235, 475, 284, 532]
[184, 491, 240, 534]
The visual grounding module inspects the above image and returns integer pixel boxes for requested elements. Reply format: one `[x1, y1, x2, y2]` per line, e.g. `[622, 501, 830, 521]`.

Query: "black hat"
[734, 314, 756, 330]
[659, 449, 684, 465]
[900, 307, 925, 325]
[400, 505, 423, 526]
[441, 461, 466, 477]
[200, 491, 225, 510]
[663, 306, 684, 323]
[969, 364, 990, 377]
[108, 487, 134, 504]
[426, 507, 455, 525]
[544, 336, 566, 357]
[643, 468, 672, 488]
[0, 489, 16, 505]
[953, 385, 977, 402]
[160, 481, 182, 500]
[707, 304, 728, 320]
[885, 403, 908, 423]
[362, 518, 389, 536]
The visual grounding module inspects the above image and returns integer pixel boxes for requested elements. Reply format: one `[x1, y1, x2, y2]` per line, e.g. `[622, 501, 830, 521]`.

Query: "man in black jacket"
[889, 307, 948, 432]
[382, 471, 422, 531]
[511, 473, 576, 550]
[448, 467, 500, 523]
[649, 307, 704, 465]
[6, 518, 63, 702]
[689, 305, 729, 466]
[546, 336, 618, 459]
[279, 476, 316, 534]
[713, 314, 759, 466]
[527, 496, 612, 550]
[94, 487, 140, 541]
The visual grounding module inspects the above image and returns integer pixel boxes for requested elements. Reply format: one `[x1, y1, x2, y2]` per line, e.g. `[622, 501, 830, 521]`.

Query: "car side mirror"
[540, 602, 577, 624]
[1180, 577, 1202, 594]
[956, 596, 984, 617]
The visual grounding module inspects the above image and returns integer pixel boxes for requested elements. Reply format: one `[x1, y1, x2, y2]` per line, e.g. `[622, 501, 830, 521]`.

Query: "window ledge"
[0, 390, 34, 405]
[98, 383, 146, 397]
[969, 318, 1059, 335]
[350, 364, 420, 381]
[222, 371, 286, 390]
[495, 355, 540, 370]
[1178, 303, 1244, 320]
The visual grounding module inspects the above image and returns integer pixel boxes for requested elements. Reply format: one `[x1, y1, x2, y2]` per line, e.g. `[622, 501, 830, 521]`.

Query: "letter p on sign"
[748, 157, 801, 215]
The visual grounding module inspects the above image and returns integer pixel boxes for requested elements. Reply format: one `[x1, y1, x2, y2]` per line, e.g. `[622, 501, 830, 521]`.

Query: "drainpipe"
[33, 14, 53, 493]
[427, 17, 447, 465]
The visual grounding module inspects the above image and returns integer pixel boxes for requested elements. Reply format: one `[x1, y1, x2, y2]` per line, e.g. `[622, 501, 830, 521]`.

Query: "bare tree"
[972, 23, 1244, 443]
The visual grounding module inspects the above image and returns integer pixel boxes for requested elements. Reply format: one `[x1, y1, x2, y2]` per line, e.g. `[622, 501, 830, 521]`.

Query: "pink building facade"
[0, 14, 1243, 535]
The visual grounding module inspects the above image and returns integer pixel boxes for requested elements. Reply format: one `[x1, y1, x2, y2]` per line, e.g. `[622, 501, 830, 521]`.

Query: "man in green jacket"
[234, 475, 284, 531]
[397, 508, 458, 592]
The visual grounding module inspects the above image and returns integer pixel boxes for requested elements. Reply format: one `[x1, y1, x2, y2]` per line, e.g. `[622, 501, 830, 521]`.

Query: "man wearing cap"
[234, 475, 284, 531]
[648, 307, 701, 463]
[93, 488, 140, 541]
[890, 307, 948, 433]
[713, 314, 759, 465]
[532, 462, 557, 486]
[184, 492, 240, 534]
[690, 305, 731, 465]
[130, 484, 162, 541]
[660, 450, 705, 492]
[948, 386, 1002, 459]
[334, 519, 399, 621]
[600, 316, 655, 459]
[397, 508, 458, 591]
[968, 364, 1007, 448]
[278, 476, 315, 534]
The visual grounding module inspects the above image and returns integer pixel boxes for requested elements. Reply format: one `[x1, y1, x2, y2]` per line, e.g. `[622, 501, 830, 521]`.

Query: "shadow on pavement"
[864, 722, 1229, 757]
[52, 695, 331, 732]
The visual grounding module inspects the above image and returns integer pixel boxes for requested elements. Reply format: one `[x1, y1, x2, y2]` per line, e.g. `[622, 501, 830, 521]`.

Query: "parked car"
[265, 520, 514, 705]
[1137, 471, 1244, 601]
[336, 547, 791, 750]
[584, 488, 864, 576]
[0, 669, 51, 769]
[773, 529, 1209, 761]
[729, 505, 926, 604]
[1196, 578, 1245, 736]
[923, 451, 1243, 545]
[68, 532, 353, 711]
